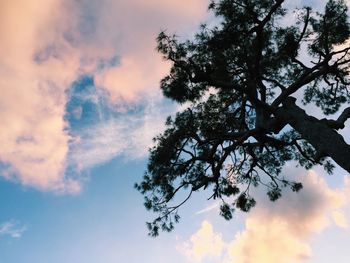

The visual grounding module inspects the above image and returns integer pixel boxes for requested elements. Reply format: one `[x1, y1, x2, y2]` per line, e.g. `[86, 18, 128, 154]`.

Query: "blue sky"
[1, 0, 350, 262]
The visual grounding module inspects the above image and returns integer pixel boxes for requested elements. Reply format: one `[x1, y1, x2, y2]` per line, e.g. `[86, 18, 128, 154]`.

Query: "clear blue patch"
[65, 75, 112, 132]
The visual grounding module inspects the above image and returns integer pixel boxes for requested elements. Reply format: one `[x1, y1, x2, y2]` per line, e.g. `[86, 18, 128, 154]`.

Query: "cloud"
[0, 0, 208, 192]
[87, 0, 208, 103]
[0, 221, 27, 239]
[67, 88, 172, 171]
[195, 202, 220, 215]
[177, 220, 225, 262]
[225, 217, 311, 263]
[331, 210, 349, 229]
[178, 170, 350, 263]
[0, 0, 79, 193]
[225, 220, 312, 263]
[224, 171, 350, 263]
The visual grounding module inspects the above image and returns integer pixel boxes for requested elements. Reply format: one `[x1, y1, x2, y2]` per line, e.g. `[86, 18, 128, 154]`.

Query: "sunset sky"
[0, 0, 350, 262]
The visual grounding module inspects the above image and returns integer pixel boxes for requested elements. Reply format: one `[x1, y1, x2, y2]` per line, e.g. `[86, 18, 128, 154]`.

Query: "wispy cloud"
[195, 202, 220, 215]
[0, 221, 27, 239]
[66, 81, 174, 171]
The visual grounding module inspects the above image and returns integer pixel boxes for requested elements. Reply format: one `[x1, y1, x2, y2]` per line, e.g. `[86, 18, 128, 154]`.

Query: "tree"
[135, 0, 350, 236]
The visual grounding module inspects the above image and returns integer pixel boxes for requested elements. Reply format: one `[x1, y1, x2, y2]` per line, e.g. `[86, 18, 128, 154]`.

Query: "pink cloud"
[0, 0, 208, 192]
[224, 171, 349, 262]
[178, 170, 350, 263]
[88, 0, 208, 103]
[0, 0, 77, 192]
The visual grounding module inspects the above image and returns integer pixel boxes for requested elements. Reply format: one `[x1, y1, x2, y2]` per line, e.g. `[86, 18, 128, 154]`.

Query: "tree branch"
[275, 98, 350, 173]
[271, 62, 337, 108]
[322, 107, 350, 129]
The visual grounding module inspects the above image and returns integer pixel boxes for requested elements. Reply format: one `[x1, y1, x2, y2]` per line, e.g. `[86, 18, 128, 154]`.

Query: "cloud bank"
[0, 0, 208, 192]
[178, 171, 350, 263]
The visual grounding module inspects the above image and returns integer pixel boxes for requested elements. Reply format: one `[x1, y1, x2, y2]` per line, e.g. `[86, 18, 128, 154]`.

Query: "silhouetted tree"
[135, 0, 350, 236]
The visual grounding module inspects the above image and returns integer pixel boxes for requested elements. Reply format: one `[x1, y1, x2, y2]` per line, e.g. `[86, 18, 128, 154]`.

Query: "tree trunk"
[275, 97, 350, 173]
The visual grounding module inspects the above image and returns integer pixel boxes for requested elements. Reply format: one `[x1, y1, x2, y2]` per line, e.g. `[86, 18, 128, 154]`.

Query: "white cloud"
[0, 221, 27, 239]
[177, 220, 225, 262]
[331, 210, 349, 229]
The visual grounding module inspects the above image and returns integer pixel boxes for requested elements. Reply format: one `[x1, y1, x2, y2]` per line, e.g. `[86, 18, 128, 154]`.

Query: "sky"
[0, 0, 350, 262]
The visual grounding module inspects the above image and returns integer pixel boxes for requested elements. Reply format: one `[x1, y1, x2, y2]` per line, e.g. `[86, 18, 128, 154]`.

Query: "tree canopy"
[135, 0, 350, 236]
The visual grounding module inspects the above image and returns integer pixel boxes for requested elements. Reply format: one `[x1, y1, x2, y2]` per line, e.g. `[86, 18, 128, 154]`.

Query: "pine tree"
[135, 0, 350, 236]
